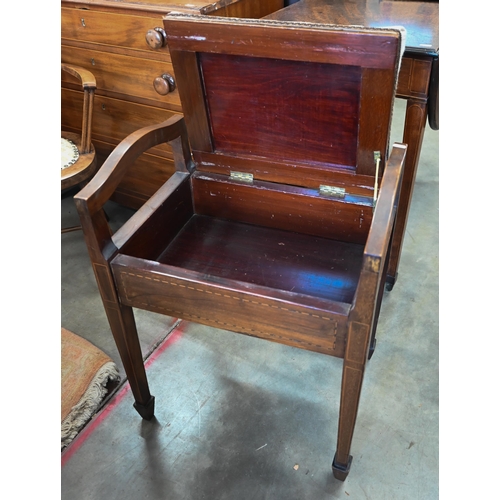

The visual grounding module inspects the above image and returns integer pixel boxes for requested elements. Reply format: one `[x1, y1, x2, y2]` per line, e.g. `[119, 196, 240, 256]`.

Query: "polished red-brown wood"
[201, 53, 361, 169]
[191, 172, 373, 244]
[75, 15, 407, 481]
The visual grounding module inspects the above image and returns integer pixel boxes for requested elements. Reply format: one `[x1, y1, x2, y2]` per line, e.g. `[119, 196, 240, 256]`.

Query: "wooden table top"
[266, 0, 438, 56]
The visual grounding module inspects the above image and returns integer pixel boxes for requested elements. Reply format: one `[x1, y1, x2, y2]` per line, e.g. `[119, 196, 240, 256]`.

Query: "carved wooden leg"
[332, 321, 371, 480]
[386, 98, 428, 289]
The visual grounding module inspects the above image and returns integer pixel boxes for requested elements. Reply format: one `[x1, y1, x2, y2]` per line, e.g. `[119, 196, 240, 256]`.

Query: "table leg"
[386, 98, 428, 290]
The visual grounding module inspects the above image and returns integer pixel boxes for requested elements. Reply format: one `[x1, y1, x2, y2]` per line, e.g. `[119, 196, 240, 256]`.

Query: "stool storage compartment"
[76, 14, 407, 480]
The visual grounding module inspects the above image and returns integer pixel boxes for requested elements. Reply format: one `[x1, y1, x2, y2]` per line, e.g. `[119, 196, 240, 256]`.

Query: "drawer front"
[62, 89, 179, 158]
[62, 46, 180, 109]
[62, 7, 169, 55]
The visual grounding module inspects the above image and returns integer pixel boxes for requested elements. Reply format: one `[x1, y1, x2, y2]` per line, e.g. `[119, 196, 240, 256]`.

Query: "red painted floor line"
[61, 320, 187, 467]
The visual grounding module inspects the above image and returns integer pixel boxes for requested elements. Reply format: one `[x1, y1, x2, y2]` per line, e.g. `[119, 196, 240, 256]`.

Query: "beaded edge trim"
[164, 12, 401, 36]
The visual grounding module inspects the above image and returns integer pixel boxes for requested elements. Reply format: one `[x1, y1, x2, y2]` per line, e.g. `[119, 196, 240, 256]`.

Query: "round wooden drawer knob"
[146, 27, 167, 49]
[153, 73, 176, 95]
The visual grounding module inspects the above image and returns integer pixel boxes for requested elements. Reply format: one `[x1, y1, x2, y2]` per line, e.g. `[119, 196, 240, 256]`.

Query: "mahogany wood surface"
[156, 214, 364, 303]
[333, 143, 405, 477]
[191, 172, 373, 244]
[201, 53, 361, 168]
[193, 151, 378, 197]
[112, 253, 350, 357]
[76, 16, 407, 481]
[265, 0, 439, 287]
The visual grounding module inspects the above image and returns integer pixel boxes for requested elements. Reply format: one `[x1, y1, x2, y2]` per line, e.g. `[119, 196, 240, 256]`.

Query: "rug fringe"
[61, 361, 120, 449]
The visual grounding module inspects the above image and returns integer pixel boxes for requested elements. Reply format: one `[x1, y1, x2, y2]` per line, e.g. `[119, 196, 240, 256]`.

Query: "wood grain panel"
[191, 173, 373, 244]
[264, 0, 439, 53]
[117, 174, 193, 259]
[200, 52, 361, 169]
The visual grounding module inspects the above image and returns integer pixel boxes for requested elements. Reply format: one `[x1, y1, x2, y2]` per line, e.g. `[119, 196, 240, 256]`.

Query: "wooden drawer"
[62, 46, 181, 110]
[62, 89, 179, 158]
[62, 7, 168, 54]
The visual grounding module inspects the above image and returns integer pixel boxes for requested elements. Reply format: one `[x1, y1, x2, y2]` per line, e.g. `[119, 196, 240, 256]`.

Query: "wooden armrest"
[61, 63, 96, 90]
[349, 143, 406, 326]
[76, 115, 193, 216]
[74, 115, 193, 263]
[363, 143, 407, 273]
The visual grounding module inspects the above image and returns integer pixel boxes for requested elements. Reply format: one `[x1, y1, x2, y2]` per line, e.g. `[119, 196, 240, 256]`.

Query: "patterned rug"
[61, 328, 120, 449]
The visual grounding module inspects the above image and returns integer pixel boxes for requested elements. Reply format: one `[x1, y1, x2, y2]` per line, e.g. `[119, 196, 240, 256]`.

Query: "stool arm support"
[352, 143, 406, 322]
[362, 143, 407, 278]
[76, 116, 193, 216]
[74, 115, 193, 264]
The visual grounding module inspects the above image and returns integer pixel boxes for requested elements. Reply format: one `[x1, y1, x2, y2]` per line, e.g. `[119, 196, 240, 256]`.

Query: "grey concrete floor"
[61, 98, 438, 499]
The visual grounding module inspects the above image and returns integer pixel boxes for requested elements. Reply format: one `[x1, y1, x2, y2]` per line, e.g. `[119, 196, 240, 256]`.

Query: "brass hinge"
[230, 171, 254, 183]
[319, 185, 346, 198]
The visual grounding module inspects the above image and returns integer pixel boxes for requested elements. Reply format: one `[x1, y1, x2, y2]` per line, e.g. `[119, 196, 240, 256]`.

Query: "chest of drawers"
[61, 0, 284, 208]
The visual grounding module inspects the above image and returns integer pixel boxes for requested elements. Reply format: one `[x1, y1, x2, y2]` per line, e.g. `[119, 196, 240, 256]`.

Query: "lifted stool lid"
[164, 14, 402, 195]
